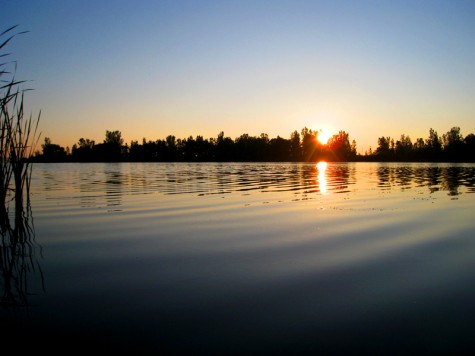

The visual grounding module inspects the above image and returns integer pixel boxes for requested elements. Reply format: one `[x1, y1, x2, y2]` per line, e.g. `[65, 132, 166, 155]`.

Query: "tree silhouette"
[92, 130, 124, 161]
[375, 136, 393, 161]
[464, 134, 475, 162]
[442, 127, 464, 162]
[31, 126, 475, 163]
[326, 131, 355, 161]
[71, 138, 95, 161]
[395, 134, 413, 161]
[41, 137, 66, 162]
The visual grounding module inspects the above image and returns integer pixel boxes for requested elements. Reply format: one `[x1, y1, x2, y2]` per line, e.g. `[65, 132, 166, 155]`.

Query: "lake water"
[2, 162, 475, 354]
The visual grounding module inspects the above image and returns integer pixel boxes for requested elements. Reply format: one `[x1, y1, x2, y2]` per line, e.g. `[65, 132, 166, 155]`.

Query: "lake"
[2, 162, 475, 354]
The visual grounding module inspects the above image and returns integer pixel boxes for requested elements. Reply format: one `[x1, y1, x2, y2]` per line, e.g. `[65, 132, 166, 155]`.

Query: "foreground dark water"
[2, 162, 475, 354]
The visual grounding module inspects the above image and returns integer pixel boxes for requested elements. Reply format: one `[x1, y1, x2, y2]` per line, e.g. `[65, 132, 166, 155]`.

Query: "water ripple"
[31, 162, 475, 212]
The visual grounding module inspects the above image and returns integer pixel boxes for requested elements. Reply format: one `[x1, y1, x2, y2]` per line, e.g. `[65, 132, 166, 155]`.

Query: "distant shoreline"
[29, 158, 475, 164]
[33, 127, 475, 163]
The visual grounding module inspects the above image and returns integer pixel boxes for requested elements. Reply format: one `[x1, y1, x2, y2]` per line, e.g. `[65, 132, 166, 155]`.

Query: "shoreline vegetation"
[1, 26, 44, 310]
[34, 126, 475, 163]
[1, 25, 40, 223]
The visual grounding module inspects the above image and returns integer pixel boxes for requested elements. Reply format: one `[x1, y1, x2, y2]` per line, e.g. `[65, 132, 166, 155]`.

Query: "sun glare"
[317, 129, 331, 145]
[316, 161, 327, 194]
[316, 161, 327, 171]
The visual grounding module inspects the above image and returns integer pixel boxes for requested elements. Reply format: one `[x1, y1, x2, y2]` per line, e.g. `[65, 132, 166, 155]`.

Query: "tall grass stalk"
[1, 25, 40, 226]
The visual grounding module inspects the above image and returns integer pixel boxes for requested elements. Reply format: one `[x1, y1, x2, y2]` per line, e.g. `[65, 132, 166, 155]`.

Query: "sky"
[1, 0, 475, 154]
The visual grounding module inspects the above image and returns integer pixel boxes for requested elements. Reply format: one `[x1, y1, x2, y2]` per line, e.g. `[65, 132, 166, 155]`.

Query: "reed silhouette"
[1, 199, 44, 308]
[1, 25, 41, 223]
[1, 26, 43, 313]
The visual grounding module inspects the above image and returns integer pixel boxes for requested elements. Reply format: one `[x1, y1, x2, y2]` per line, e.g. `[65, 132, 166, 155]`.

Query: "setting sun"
[317, 129, 331, 145]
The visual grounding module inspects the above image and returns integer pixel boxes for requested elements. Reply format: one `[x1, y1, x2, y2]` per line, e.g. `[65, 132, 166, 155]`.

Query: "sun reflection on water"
[316, 161, 327, 194]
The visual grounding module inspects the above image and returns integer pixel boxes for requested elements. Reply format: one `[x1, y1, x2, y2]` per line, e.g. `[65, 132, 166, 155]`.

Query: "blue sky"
[2, 0, 475, 153]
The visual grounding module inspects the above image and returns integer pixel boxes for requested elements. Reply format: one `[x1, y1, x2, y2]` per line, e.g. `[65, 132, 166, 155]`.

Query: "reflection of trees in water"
[442, 167, 461, 196]
[395, 167, 414, 189]
[104, 166, 123, 211]
[377, 166, 414, 190]
[1, 203, 44, 310]
[424, 167, 443, 193]
[68, 163, 475, 202]
[376, 165, 475, 196]
[143, 163, 357, 198]
[439, 167, 475, 196]
[325, 164, 353, 193]
[377, 166, 391, 189]
[76, 164, 124, 211]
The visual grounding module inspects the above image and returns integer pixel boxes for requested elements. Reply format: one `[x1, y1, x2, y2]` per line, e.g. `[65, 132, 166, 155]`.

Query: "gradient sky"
[2, 0, 475, 154]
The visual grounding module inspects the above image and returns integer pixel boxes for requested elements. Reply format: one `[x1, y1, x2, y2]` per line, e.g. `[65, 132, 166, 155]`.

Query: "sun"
[317, 129, 331, 145]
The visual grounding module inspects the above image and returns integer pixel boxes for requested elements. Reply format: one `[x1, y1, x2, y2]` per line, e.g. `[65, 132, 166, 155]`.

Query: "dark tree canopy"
[41, 137, 67, 162]
[33, 126, 475, 163]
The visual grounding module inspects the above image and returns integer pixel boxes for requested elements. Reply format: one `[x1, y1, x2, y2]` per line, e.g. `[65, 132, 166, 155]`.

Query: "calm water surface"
[2, 162, 475, 354]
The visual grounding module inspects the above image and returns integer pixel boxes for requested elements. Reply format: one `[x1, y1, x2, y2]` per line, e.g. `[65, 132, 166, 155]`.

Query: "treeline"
[32, 126, 475, 163]
[368, 127, 475, 162]
[33, 128, 357, 162]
